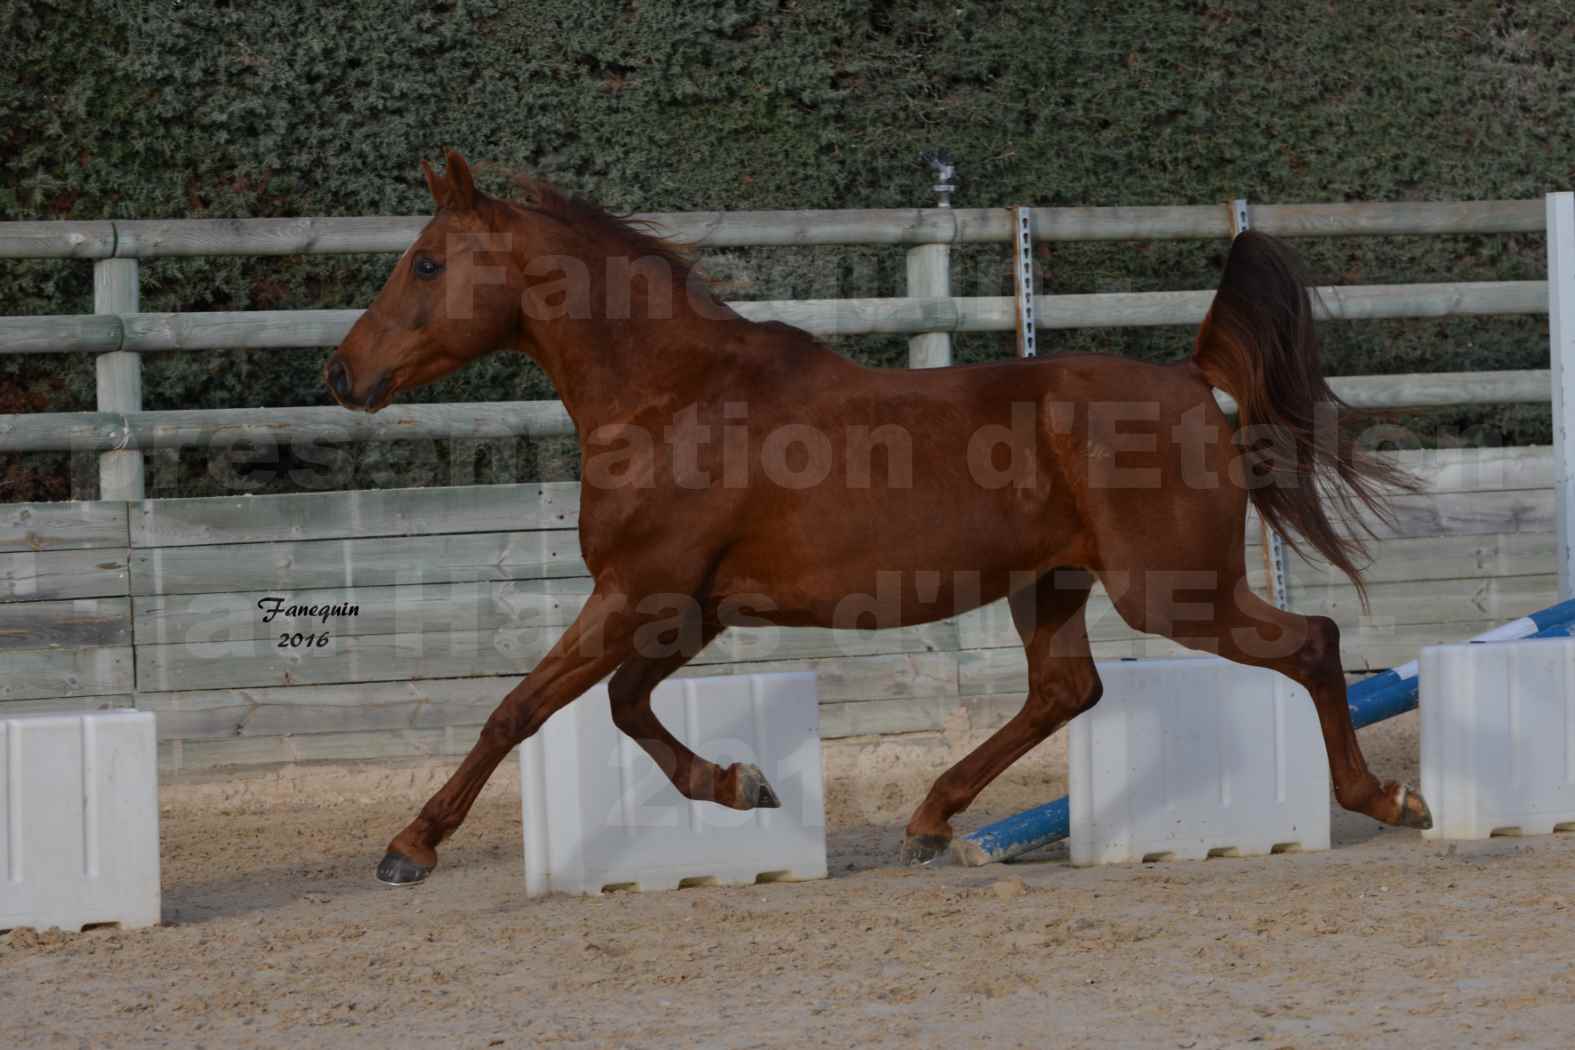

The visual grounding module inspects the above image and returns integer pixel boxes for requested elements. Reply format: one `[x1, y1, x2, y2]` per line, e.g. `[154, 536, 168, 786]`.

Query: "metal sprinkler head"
[918, 149, 957, 208]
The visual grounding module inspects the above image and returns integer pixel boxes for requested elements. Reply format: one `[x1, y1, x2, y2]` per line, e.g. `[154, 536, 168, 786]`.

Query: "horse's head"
[326, 149, 521, 412]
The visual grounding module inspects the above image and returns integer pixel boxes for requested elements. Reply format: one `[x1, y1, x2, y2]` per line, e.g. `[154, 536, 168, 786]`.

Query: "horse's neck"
[505, 215, 744, 431]
[519, 299, 737, 434]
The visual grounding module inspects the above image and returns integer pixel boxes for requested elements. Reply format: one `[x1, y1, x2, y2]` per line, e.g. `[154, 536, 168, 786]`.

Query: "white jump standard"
[519, 672, 828, 896]
[1421, 638, 1575, 840]
[961, 598, 1575, 865]
[1068, 658, 1329, 866]
[0, 710, 161, 932]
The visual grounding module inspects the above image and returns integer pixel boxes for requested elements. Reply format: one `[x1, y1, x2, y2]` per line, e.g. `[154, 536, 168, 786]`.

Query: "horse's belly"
[711, 515, 1078, 630]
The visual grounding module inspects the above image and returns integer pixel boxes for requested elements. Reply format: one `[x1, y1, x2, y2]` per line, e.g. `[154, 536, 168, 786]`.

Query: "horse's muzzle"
[325, 355, 395, 413]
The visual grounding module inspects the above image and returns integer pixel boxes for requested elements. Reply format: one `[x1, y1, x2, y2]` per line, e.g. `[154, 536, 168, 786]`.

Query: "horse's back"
[702, 350, 1232, 625]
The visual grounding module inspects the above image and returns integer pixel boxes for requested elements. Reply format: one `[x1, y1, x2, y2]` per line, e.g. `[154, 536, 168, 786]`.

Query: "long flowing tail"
[1192, 230, 1417, 601]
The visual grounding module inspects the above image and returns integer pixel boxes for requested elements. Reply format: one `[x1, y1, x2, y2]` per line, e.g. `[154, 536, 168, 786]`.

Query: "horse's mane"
[506, 174, 707, 290]
[500, 174, 820, 336]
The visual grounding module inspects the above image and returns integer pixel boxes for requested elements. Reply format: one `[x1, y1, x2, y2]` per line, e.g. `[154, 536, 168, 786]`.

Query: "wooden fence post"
[1547, 192, 1575, 599]
[907, 151, 956, 369]
[905, 244, 951, 368]
[94, 257, 144, 500]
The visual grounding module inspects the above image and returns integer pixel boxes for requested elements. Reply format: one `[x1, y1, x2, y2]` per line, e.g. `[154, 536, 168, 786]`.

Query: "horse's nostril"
[366, 373, 394, 408]
[327, 359, 351, 399]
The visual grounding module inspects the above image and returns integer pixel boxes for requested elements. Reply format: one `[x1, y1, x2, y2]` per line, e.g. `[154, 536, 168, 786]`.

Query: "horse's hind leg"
[1108, 568, 1432, 830]
[607, 616, 782, 811]
[902, 569, 1101, 864]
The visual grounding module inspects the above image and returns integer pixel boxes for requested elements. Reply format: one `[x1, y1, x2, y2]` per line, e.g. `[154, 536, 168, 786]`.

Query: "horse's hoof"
[376, 850, 433, 886]
[732, 763, 781, 809]
[1394, 783, 1433, 830]
[901, 834, 952, 866]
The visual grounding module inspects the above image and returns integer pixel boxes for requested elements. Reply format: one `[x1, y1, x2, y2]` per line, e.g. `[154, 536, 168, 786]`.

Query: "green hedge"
[0, 0, 1564, 497]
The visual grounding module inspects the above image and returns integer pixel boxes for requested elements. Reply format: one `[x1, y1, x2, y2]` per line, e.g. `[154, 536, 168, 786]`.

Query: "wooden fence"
[3, 194, 1575, 770]
[0, 445, 1559, 770]
[0, 199, 1563, 471]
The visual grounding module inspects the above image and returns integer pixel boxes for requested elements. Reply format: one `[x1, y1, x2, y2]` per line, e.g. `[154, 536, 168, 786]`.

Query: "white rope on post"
[1547, 191, 1575, 600]
[1230, 198, 1290, 611]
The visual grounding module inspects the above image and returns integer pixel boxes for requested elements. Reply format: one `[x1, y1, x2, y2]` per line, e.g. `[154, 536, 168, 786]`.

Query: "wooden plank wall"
[0, 446, 1558, 771]
[0, 500, 135, 708]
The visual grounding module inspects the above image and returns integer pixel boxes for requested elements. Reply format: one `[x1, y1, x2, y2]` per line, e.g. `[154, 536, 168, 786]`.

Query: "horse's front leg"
[376, 586, 640, 885]
[607, 615, 781, 811]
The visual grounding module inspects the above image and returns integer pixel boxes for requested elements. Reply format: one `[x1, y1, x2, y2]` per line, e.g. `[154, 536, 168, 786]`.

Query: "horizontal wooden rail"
[0, 402, 576, 452]
[1212, 369, 1550, 415]
[0, 222, 118, 259]
[0, 370, 1549, 452]
[0, 282, 1548, 354]
[0, 200, 1547, 259]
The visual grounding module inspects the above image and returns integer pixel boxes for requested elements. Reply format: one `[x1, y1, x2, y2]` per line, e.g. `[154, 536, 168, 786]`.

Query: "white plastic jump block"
[519, 671, 828, 896]
[0, 711, 161, 931]
[1421, 639, 1575, 840]
[1068, 657, 1331, 865]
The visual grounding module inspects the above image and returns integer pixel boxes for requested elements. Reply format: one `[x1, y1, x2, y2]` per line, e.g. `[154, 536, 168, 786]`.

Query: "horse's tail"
[1191, 229, 1417, 603]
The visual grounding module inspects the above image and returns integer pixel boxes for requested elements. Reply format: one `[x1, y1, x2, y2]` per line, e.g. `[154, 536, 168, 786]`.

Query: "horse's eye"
[413, 256, 444, 279]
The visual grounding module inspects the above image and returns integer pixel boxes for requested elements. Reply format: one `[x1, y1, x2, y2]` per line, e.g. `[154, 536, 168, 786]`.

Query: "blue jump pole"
[953, 598, 1575, 867]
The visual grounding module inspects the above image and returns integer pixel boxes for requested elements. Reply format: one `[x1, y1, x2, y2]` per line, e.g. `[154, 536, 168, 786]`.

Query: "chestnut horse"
[327, 150, 1431, 886]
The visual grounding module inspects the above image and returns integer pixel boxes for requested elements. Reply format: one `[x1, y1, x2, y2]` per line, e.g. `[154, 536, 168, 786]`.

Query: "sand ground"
[2, 712, 1572, 1049]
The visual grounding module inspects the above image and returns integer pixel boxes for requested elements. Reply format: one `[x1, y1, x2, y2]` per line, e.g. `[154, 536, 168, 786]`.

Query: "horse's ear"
[421, 159, 446, 208]
[443, 149, 478, 211]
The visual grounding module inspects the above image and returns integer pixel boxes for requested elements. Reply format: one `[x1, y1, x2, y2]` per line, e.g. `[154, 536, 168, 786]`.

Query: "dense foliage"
[2, 0, 1567, 497]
